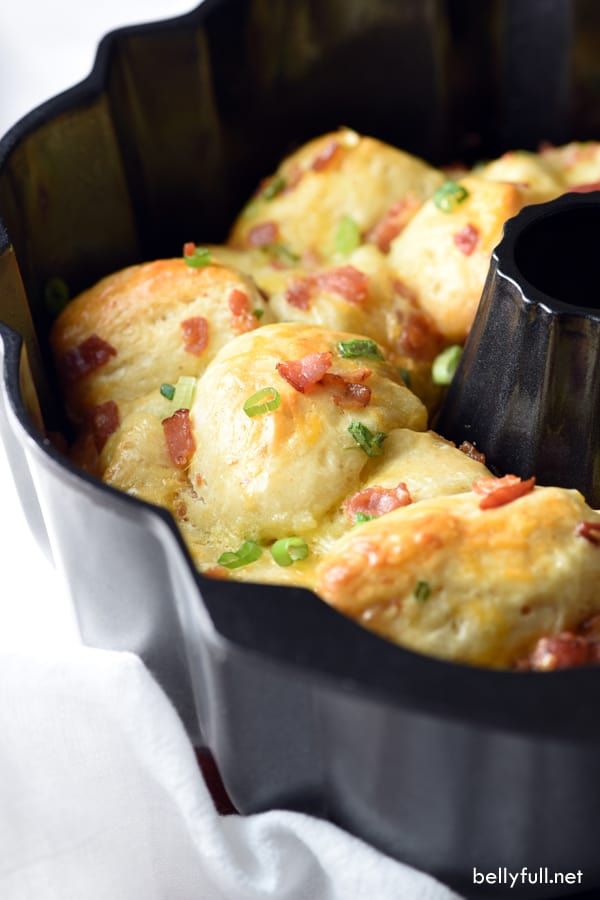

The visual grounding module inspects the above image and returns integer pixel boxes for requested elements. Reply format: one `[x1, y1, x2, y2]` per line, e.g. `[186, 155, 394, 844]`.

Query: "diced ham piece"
[472, 474, 535, 509]
[320, 371, 372, 408]
[397, 311, 443, 361]
[283, 164, 303, 192]
[458, 441, 486, 464]
[311, 140, 342, 172]
[247, 221, 279, 247]
[181, 316, 209, 355]
[228, 289, 256, 333]
[276, 351, 333, 393]
[569, 181, 600, 193]
[162, 408, 195, 468]
[525, 633, 600, 671]
[575, 521, 600, 545]
[367, 196, 420, 252]
[344, 482, 412, 521]
[61, 334, 117, 383]
[453, 223, 479, 256]
[315, 266, 369, 305]
[90, 400, 120, 452]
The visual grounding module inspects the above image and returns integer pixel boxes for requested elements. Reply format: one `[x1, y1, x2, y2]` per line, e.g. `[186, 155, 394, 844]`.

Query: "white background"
[0, 1, 195, 649]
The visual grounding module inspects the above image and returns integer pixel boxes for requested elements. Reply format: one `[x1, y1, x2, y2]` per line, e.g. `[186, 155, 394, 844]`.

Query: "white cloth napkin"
[0, 648, 462, 900]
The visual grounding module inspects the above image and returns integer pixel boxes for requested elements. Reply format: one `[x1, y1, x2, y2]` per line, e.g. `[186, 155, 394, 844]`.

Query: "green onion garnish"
[432, 345, 463, 385]
[398, 368, 411, 387]
[433, 180, 469, 213]
[44, 276, 70, 316]
[184, 246, 212, 268]
[243, 387, 281, 417]
[337, 339, 383, 360]
[335, 216, 361, 256]
[253, 308, 264, 319]
[348, 421, 387, 457]
[267, 244, 300, 265]
[271, 537, 309, 567]
[414, 580, 431, 602]
[354, 512, 374, 525]
[172, 375, 197, 410]
[160, 383, 175, 401]
[262, 174, 287, 201]
[218, 540, 262, 569]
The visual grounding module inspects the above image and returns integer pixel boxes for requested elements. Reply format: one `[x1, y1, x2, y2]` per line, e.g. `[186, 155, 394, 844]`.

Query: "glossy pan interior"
[2, 1, 600, 896]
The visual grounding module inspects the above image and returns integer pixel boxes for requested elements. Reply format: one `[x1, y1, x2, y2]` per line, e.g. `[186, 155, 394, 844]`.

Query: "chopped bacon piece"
[183, 241, 196, 257]
[453, 223, 479, 256]
[320, 372, 372, 408]
[458, 441, 486, 464]
[367, 196, 420, 252]
[397, 311, 443, 361]
[90, 400, 120, 452]
[344, 482, 412, 521]
[311, 140, 342, 172]
[283, 163, 303, 192]
[569, 181, 600, 193]
[575, 521, 600, 545]
[315, 266, 369, 305]
[525, 633, 600, 671]
[286, 278, 313, 310]
[247, 221, 279, 247]
[61, 334, 117, 383]
[228, 289, 256, 333]
[162, 408, 195, 468]
[276, 351, 333, 393]
[472, 474, 535, 509]
[181, 316, 209, 355]
[393, 278, 419, 305]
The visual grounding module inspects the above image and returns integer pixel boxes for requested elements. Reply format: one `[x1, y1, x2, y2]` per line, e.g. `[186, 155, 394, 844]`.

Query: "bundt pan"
[2, 1, 600, 897]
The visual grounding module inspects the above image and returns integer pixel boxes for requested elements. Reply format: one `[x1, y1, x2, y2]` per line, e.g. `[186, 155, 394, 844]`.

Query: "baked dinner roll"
[539, 141, 600, 189]
[50, 259, 274, 425]
[475, 150, 564, 203]
[228, 128, 444, 262]
[187, 322, 427, 542]
[316, 485, 600, 668]
[388, 176, 529, 342]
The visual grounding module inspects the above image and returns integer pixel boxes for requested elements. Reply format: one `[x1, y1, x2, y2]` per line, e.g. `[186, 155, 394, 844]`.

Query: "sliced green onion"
[337, 339, 383, 360]
[335, 216, 361, 256]
[348, 421, 387, 457]
[253, 308, 265, 320]
[398, 368, 411, 387]
[267, 244, 300, 265]
[414, 580, 431, 602]
[172, 375, 197, 410]
[271, 537, 309, 567]
[262, 174, 287, 201]
[160, 383, 175, 401]
[44, 276, 70, 316]
[354, 512, 374, 525]
[184, 246, 212, 268]
[433, 180, 469, 213]
[218, 540, 262, 569]
[432, 345, 463, 385]
[243, 386, 281, 417]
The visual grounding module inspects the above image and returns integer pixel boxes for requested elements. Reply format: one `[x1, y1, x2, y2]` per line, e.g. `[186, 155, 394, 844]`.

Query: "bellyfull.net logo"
[473, 867, 583, 889]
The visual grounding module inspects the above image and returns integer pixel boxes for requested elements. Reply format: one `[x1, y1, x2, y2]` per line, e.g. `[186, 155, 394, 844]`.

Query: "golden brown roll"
[50, 258, 274, 425]
[228, 128, 444, 262]
[187, 322, 427, 543]
[388, 176, 529, 342]
[316, 485, 600, 668]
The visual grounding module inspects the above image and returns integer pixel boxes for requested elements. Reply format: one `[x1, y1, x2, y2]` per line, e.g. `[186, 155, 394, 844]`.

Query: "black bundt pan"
[2, 2, 600, 897]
